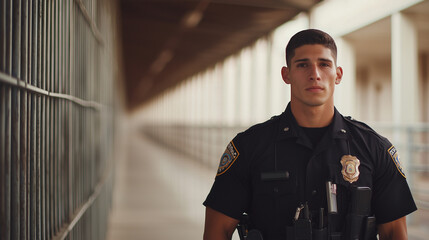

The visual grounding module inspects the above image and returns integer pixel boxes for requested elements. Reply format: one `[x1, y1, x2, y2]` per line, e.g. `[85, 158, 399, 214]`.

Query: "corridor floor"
[106, 129, 231, 240]
[106, 128, 426, 240]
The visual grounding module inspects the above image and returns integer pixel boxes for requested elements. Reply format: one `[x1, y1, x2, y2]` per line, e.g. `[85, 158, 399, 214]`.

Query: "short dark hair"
[285, 29, 337, 67]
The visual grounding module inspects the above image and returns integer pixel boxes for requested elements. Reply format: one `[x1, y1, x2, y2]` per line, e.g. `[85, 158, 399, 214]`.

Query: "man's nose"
[309, 65, 321, 81]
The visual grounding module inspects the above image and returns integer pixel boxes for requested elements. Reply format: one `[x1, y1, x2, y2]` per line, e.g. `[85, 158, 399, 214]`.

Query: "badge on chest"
[340, 155, 360, 183]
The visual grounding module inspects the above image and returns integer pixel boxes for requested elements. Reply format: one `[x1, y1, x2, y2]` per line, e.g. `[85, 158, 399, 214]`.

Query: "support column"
[335, 38, 357, 117]
[391, 12, 419, 195]
[391, 12, 419, 125]
[252, 39, 268, 122]
[239, 49, 252, 126]
[223, 58, 236, 127]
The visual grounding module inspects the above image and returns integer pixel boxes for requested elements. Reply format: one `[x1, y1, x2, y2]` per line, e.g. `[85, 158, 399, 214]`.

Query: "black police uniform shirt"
[203, 103, 417, 239]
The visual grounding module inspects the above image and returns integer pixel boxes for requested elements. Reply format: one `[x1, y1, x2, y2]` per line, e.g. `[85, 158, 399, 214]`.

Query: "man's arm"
[203, 207, 240, 240]
[377, 216, 408, 240]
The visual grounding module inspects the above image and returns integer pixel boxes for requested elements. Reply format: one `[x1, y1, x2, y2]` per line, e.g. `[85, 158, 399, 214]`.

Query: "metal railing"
[0, 1, 119, 239]
[143, 122, 429, 212]
[370, 123, 429, 211]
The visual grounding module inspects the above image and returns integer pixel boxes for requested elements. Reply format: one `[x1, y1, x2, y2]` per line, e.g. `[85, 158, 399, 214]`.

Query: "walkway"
[106, 129, 239, 240]
[106, 128, 426, 240]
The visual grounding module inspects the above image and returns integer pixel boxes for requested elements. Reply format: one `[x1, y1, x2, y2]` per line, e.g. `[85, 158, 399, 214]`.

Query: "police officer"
[203, 29, 417, 240]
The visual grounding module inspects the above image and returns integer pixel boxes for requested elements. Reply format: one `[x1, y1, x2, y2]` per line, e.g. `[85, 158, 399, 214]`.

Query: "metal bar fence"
[0, 0, 119, 239]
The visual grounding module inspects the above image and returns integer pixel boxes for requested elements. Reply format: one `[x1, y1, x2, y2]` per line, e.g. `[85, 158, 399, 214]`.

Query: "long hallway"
[106, 128, 222, 240]
[105, 126, 428, 240]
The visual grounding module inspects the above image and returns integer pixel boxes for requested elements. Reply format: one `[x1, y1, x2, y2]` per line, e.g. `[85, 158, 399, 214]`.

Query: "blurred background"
[1, 0, 428, 239]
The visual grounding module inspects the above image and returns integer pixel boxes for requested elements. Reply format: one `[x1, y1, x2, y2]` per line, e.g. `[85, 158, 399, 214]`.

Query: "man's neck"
[290, 102, 334, 128]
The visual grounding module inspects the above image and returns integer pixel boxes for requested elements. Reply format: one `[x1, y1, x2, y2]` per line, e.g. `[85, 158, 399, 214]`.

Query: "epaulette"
[243, 114, 280, 134]
[343, 116, 387, 141]
[343, 116, 375, 132]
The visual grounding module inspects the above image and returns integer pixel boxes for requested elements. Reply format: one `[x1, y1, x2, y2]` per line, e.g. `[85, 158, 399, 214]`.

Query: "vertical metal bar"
[40, 0, 47, 238]
[76, 2, 80, 228]
[1, 2, 12, 240]
[68, 0, 74, 229]
[11, 89, 21, 240]
[22, 3, 29, 238]
[30, 92, 36, 240]
[70, 2, 75, 227]
[21, 0, 28, 81]
[20, 95, 27, 240]
[41, 93, 46, 240]
[0, 0, 6, 73]
[1, 84, 12, 240]
[52, 97, 56, 238]
[52, 1, 58, 234]
[34, 0, 42, 239]
[26, 0, 37, 239]
[12, 0, 21, 79]
[36, 95, 41, 240]
[59, 0, 63, 94]
[54, 1, 59, 234]
[48, 97, 52, 239]
[41, 95, 46, 240]
[29, 0, 38, 231]
[46, 0, 52, 237]
[58, 1, 64, 230]
[11, 0, 22, 239]
[60, 1, 66, 229]
[4, 0, 13, 75]
[0, 85, 4, 238]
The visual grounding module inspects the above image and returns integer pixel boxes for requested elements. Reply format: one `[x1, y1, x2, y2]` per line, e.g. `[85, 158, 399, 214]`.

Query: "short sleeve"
[203, 134, 251, 220]
[372, 141, 417, 224]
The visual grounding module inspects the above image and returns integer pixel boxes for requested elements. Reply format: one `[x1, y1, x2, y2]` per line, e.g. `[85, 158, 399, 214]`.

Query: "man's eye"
[297, 63, 307, 68]
[320, 63, 331, 67]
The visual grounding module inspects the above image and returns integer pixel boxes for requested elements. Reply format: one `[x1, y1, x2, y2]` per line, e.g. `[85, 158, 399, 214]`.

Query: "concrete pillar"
[335, 38, 357, 117]
[265, 35, 274, 117]
[269, 29, 287, 116]
[423, 54, 429, 122]
[214, 64, 224, 125]
[391, 12, 419, 125]
[252, 39, 268, 123]
[223, 58, 236, 126]
[391, 12, 419, 184]
[239, 48, 252, 126]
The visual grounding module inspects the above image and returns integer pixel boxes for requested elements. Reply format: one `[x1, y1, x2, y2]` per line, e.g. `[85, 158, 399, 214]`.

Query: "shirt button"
[312, 190, 317, 196]
[284, 127, 290, 132]
[273, 187, 279, 193]
[340, 129, 347, 133]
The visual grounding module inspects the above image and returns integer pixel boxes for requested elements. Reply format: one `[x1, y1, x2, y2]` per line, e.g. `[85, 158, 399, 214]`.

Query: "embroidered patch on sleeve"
[217, 141, 239, 176]
[388, 145, 406, 178]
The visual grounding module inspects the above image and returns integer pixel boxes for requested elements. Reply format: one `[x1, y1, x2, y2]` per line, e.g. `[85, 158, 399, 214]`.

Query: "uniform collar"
[277, 103, 349, 142]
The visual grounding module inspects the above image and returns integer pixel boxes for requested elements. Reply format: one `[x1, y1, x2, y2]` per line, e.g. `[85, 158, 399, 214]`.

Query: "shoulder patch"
[388, 146, 406, 178]
[217, 141, 239, 176]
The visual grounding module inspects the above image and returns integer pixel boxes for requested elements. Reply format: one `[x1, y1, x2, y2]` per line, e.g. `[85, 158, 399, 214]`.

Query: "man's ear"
[281, 66, 291, 84]
[335, 66, 343, 85]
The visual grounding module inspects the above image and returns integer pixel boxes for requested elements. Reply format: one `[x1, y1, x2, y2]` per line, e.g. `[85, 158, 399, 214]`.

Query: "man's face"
[282, 44, 343, 108]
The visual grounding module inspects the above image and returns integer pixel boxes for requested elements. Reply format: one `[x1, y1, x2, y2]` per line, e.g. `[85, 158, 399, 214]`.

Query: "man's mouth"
[306, 86, 324, 92]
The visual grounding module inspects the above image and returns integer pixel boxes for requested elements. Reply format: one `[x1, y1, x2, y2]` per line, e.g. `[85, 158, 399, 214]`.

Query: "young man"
[203, 29, 417, 240]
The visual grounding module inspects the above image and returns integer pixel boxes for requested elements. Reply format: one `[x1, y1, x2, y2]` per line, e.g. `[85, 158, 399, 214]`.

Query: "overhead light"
[150, 49, 174, 74]
[182, 11, 203, 29]
[181, 0, 210, 29]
